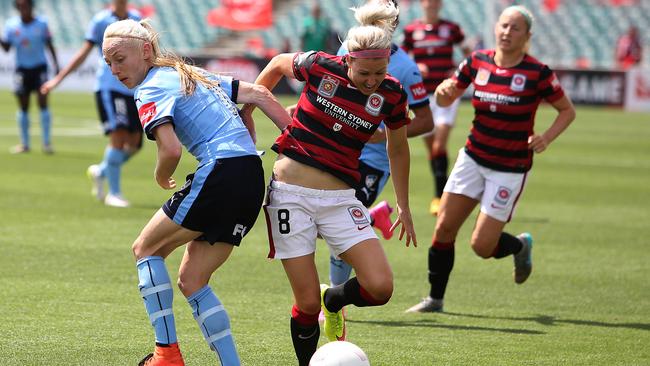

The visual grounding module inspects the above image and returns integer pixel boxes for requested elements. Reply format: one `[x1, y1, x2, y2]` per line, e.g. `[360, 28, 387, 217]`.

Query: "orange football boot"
[138, 343, 185, 366]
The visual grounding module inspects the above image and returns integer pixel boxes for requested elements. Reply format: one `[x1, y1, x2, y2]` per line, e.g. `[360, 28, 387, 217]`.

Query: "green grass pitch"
[0, 91, 648, 365]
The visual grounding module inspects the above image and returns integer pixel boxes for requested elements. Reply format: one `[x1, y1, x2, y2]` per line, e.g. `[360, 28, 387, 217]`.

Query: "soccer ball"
[309, 341, 370, 366]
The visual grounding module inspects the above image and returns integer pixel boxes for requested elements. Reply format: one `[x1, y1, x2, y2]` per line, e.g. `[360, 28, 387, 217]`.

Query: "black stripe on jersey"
[296, 107, 365, 150]
[475, 109, 532, 123]
[290, 127, 339, 152]
[468, 135, 530, 158]
[487, 75, 539, 90]
[465, 148, 529, 173]
[473, 121, 529, 141]
[474, 53, 544, 72]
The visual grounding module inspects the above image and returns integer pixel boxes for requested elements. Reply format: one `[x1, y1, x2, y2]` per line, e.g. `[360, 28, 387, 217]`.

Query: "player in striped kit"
[402, 0, 471, 215]
[242, 2, 416, 364]
[406, 5, 576, 313]
[1, 0, 59, 154]
[101, 19, 291, 366]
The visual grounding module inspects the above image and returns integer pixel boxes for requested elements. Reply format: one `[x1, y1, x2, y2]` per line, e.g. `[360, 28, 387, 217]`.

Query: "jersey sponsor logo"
[333, 123, 342, 131]
[410, 82, 428, 99]
[317, 74, 340, 98]
[494, 186, 512, 205]
[138, 101, 157, 127]
[510, 73, 527, 92]
[475, 68, 491, 86]
[348, 206, 370, 225]
[365, 93, 385, 116]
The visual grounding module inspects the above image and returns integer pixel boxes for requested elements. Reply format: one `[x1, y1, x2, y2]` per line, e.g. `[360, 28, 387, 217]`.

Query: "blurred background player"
[401, 0, 471, 215]
[243, 2, 416, 364]
[406, 5, 575, 313]
[615, 26, 642, 69]
[102, 19, 291, 366]
[1, 0, 59, 154]
[41, 0, 141, 207]
[326, 0, 432, 304]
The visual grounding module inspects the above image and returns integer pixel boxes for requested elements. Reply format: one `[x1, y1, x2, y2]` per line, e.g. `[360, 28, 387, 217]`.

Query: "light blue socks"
[136, 256, 178, 345]
[188, 285, 240, 366]
[40, 109, 51, 146]
[17, 110, 29, 148]
[329, 255, 354, 286]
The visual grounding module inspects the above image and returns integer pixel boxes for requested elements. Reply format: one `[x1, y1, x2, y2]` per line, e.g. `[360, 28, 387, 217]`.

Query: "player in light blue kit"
[326, 0, 433, 289]
[1, 0, 59, 154]
[41, 0, 141, 207]
[102, 19, 291, 366]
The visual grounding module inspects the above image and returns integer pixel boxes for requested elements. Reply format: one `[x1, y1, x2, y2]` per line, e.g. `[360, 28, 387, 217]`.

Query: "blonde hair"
[346, 1, 399, 53]
[103, 19, 218, 95]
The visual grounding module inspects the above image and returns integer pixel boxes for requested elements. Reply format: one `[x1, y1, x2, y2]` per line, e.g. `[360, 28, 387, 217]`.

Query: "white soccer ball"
[309, 341, 370, 366]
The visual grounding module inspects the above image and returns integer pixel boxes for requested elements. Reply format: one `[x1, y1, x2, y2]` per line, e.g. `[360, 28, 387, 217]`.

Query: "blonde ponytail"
[346, 0, 398, 54]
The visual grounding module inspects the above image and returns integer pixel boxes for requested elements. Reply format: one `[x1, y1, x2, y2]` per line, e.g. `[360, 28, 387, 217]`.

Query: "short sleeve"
[452, 23, 465, 44]
[384, 88, 411, 130]
[400, 66, 429, 108]
[42, 21, 52, 41]
[292, 51, 318, 82]
[134, 85, 176, 140]
[452, 55, 473, 89]
[84, 16, 100, 44]
[538, 65, 565, 103]
[209, 74, 239, 103]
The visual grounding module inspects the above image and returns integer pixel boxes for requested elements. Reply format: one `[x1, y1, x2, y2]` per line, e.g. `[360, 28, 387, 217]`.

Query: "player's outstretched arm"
[386, 125, 416, 247]
[41, 41, 93, 94]
[238, 81, 292, 139]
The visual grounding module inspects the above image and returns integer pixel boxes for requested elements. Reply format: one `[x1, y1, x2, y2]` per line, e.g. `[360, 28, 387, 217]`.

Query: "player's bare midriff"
[273, 154, 350, 190]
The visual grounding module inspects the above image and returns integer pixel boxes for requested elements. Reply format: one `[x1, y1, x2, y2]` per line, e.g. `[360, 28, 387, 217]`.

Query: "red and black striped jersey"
[453, 50, 565, 173]
[401, 19, 465, 93]
[272, 51, 410, 187]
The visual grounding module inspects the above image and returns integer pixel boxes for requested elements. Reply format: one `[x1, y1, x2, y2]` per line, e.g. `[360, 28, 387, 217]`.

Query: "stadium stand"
[259, 0, 648, 70]
[0, 0, 222, 52]
[0, 0, 646, 69]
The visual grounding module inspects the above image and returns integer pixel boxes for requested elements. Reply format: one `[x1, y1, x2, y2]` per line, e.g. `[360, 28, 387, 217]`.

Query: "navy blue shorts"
[95, 90, 141, 136]
[14, 64, 47, 95]
[354, 160, 390, 207]
[162, 155, 265, 245]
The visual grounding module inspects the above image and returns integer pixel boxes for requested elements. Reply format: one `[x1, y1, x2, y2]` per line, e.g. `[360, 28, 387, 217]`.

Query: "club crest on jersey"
[510, 73, 527, 92]
[494, 186, 512, 205]
[333, 123, 342, 132]
[317, 74, 339, 98]
[365, 93, 384, 116]
[475, 68, 491, 86]
[438, 25, 450, 38]
[413, 29, 425, 41]
[138, 102, 157, 127]
[348, 206, 370, 225]
[365, 174, 378, 189]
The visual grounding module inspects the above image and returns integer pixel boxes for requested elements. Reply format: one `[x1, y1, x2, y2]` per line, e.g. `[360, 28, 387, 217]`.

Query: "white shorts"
[431, 96, 461, 128]
[444, 148, 529, 222]
[263, 180, 378, 259]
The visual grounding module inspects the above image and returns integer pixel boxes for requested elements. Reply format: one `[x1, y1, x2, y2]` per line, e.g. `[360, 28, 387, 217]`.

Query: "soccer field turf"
[0, 91, 648, 365]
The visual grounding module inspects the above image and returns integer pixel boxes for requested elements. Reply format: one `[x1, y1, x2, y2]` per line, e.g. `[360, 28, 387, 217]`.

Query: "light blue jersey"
[85, 9, 141, 94]
[134, 67, 256, 165]
[338, 43, 429, 173]
[2, 16, 51, 68]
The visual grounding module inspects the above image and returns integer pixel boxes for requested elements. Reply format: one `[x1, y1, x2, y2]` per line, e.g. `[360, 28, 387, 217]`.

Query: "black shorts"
[14, 64, 47, 95]
[95, 90, 141, 135]
[162, 155, 265, 245]
[354, 160, 389, 207]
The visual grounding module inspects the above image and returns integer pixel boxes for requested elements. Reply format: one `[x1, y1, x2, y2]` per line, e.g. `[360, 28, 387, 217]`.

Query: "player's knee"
[296, 296, 321, 315]
[434, 221, 457, 242]
[470, 237, 494, 259]
[177, 276, 204, 298]
[131, 237, 145, 259]
[364, 275, 393, 305]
